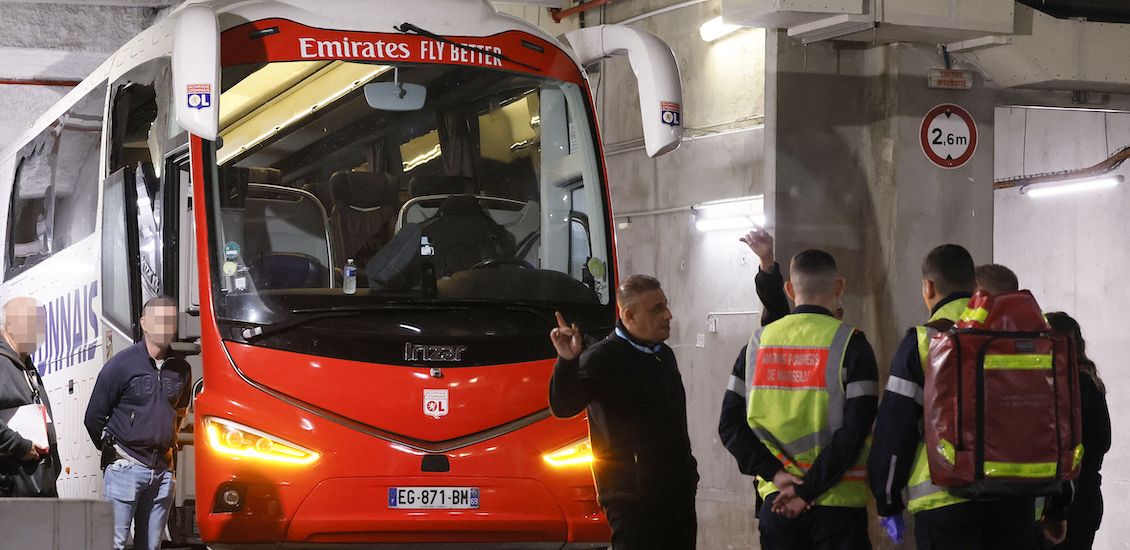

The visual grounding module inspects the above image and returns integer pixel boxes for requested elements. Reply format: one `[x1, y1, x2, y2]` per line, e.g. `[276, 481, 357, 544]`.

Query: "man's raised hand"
[740, 227, 775, 272]
[550, 311, 583, 361]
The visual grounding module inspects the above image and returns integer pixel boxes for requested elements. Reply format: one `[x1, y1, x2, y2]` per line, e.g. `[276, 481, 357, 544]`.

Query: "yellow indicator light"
[204, 417, 320, 466]
[543, 439, 594, 468]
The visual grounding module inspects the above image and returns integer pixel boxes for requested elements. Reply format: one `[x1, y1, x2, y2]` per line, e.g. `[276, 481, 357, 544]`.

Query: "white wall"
[995, 106, 1130, 549]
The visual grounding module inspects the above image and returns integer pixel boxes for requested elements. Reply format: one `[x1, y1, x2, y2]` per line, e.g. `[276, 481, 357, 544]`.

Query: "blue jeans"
[103, 459, 175, 550]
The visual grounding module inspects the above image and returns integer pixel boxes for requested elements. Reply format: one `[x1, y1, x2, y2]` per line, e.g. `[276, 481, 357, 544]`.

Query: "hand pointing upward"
[550, 311, 583, 361]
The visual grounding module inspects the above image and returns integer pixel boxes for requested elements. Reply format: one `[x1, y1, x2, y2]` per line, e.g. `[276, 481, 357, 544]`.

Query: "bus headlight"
[542, 438, 594, 468]
[203, 417, 320, 466]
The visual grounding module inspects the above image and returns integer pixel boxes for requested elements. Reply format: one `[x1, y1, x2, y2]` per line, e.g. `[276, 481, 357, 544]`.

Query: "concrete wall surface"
[767, 35, 997, 367]
[995, 106, 1130, 550]
[0, 2, 171, 151]
[0, 498, 113, 549]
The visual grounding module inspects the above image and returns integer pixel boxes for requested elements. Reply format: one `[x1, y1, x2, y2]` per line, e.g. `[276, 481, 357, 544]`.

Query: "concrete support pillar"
[764, 32, 996, 360]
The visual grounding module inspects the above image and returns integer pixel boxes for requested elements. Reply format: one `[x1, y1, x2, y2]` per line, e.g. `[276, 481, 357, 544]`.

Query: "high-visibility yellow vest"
[746, 313, 870, 508]
[906, 297, 970, 514]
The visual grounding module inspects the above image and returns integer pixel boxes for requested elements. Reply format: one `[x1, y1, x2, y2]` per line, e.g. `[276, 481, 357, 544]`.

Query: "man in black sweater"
[85, 296, 192, 550]
[549, 274, 699, 550]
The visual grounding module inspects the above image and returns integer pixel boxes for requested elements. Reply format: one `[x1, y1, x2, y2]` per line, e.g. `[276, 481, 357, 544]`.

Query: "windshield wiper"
[235, 310, 363, 343]
[394, 22, 542, 73]
[428, 299, 558, 323]
[308, 299, 560, 323]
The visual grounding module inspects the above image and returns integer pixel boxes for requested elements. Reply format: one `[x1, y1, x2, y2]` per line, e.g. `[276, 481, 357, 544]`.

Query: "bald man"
[0, 296, 60, 497]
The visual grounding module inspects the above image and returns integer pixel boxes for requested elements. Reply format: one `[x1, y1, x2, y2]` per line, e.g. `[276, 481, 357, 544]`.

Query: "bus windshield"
[207, 61, 612, 341]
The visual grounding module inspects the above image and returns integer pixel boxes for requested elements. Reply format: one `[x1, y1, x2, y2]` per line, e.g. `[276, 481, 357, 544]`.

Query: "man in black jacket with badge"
[549, 274, 699, 550]
[0, 296, 59, 497]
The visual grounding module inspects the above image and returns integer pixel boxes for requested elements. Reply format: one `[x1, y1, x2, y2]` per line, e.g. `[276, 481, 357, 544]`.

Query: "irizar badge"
[423, 389, 449, 419]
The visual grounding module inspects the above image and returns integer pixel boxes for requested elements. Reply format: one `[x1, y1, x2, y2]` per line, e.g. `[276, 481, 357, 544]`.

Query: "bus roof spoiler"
[173, 5, 220, 140]
[565, 25, 683, 158]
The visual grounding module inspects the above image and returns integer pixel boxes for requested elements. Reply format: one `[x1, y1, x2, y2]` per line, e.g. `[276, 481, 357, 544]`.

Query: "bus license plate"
[388, 487, 480, 509]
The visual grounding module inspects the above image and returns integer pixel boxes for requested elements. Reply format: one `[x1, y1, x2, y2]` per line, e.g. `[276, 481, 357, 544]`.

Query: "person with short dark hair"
[0, 297, 60, 497]
[1043, 312, 1110, 550]
[743, 248, 879, 549]
[869, 244, 1034, 549]
[549, 274, 699, 549]
[975, 263, 1020, 295]
[85, 296, 192, 550]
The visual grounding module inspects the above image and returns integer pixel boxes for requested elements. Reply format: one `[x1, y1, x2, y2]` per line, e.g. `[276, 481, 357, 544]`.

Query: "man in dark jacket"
[0, 296, 59, 497]
[85, 296, 192, 550]
[549, 274, 699, 550]
[869, 245, 1035, 549]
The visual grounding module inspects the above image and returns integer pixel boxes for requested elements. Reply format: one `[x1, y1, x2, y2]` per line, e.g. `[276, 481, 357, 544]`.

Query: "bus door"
[100, 66, 204, 543]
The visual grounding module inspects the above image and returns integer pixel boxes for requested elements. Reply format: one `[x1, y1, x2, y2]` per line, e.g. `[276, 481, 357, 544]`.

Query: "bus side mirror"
[565, 24, 683, 158]
[172, 5, 220, 140]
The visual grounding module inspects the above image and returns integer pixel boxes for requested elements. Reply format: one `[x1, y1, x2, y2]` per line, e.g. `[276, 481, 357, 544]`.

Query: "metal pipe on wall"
[0, 78, 80, 87]
[548, 0, 613, 23]
[617, 0, 709, 25]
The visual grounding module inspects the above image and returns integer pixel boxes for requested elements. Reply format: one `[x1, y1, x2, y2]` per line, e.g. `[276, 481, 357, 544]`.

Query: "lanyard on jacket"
[21, 367, 40, 405]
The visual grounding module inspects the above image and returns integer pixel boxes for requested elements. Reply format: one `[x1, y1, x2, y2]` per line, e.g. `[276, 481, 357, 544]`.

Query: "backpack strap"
[924, 319, 955, 333]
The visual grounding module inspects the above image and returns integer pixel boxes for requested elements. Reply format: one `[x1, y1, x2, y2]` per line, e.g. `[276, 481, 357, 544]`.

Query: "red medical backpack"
[923, 290, 1082, 498]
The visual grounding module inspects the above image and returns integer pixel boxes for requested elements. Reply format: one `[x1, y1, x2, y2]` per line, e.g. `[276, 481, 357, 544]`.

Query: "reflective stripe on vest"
[746, 313, 870, 508]
[906, 298, 971, 514]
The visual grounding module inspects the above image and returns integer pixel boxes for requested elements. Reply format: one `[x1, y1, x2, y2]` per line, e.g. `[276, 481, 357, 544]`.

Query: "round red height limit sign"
[920, 103, 977, 169]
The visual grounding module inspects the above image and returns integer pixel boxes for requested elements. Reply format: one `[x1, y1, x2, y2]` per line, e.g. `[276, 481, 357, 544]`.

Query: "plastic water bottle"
[343, 258, 357, 294]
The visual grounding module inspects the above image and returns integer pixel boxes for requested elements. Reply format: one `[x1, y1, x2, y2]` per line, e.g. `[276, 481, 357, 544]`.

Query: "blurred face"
[3, 297, 44, 355]
[622, 288, 673, 344]
[141, 305, 178, 349]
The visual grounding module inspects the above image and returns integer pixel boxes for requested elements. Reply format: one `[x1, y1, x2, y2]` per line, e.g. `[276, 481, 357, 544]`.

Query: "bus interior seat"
[301, 180, 334, 216]
[243, 180, 331, 289]
[247, 167, 282, 185]
[504, 201, 541, 265]
[419, 195, 517, 277]
[408, 174, 474, 198]
[480, 158, 538, 202]
[329, 171, 399, 272]
[254, 252, 329, 290]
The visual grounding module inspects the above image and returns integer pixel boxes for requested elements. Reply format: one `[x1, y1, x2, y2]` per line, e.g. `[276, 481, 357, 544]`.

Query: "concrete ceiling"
[0, 1, 177, 82]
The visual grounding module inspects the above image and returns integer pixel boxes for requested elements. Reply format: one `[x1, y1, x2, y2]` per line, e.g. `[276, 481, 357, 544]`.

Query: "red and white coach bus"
[0, 0, 683, 547]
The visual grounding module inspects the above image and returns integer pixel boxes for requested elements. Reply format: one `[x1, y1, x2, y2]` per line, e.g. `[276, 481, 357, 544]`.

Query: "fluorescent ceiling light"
[787, 14, 875, 44]
[694, 195, 766, 232]
[700, 16, 740, 42]
[1023, 175, 1124, 198]
[696, 216, 763, 232]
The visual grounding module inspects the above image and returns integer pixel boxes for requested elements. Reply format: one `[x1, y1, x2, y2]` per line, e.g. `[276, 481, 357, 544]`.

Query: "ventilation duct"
[1015, 0, 1130, 24]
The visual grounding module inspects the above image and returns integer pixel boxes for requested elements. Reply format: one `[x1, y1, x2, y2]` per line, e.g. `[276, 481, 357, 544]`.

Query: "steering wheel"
[470, 258, 535, 270]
